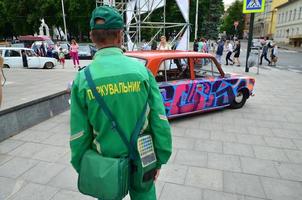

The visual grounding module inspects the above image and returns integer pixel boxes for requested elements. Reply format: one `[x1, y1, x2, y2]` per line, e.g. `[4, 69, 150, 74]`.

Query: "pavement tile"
[272, 128, 302, 139]
[11, 129, 53, 143]
[48, 166, 78, 191]
[0, 177, 27, 200]
[275, 162, 302, 181]
[240, 157, 280, 178]
[8, 142, 47, 158]
[50, 190, 94, 200]
[223, 142, 254, 157]
[261, 177, 302, 200]
[264, 136, 297, 149]
[28, 120, 60, 132]
[281, 122, 302, 131]
[203, 190, 241, 200]
[8, 183, 59, 200]
[195, 139, 223, 153]
[159, 183, 202, 200]
[222, 124, 248, 134]
[293, 139, 302, 150]
[184, 128, 210, 139]
[208, 153, 241, 172]
[158, 164, 188, 184]
[247, 127, 273, 136]
[256, 120, 283, 129]
[223, 172, 266, 198]
[0, 157, 38, 179]
[172, 136, 195, 150]
[170, 127, 186, 137]
[0, 154, 13, 166]
[240, 197, 266, 200]
[55, 151, 71, 165]
[21, 161, 66, 184]
[185, 167, 223, 191]
[32, 145, 69, 162]
[155, 181, 165, 199]
[174, 118, 200, 129]
[49, 123, 70, 134]
[211, 131, 237, 142]
[174, 149, 207, 167]
[236, 135, 266, 145]
[41, 133, 70, 147]
[253, 146, 289, 162]
[0, 139, 24, 154]
[284, 149, 302, 164]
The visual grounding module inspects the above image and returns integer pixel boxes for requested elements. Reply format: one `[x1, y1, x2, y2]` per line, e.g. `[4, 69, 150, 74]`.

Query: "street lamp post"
[61, 0, 68, 42]
[194, 0, 199, 40]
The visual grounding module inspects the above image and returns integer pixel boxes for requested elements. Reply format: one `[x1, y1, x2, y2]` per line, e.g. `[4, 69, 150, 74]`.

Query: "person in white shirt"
[157, 36, 171, 50]
[225, 40, 234, 65]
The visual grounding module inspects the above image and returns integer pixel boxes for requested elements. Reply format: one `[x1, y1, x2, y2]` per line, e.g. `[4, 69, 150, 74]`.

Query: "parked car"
[0, 47, 57, 69]
[125, 51, 255, 118]
[78, 44, 97, 59]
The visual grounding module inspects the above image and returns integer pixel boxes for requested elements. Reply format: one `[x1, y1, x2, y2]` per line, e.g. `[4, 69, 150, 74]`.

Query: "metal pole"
[194, 0, 199, 39]
[187, 0, 190, 50]
[61, 0, 68, 42]
[245, 13, 255, 72]
[164, 0, 166, 36]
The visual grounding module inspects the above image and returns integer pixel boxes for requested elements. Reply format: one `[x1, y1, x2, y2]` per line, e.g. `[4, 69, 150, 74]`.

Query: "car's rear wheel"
[3, 64, 9, 68]
[44, 62, 54, 69]
[230, 89, 248, 109]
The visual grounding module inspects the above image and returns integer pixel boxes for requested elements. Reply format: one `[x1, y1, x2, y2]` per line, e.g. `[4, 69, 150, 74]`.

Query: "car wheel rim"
[235, 92, 243, 103]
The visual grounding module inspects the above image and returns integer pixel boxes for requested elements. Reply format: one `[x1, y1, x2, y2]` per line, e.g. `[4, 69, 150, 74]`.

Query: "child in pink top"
[70, 39, 80, 69]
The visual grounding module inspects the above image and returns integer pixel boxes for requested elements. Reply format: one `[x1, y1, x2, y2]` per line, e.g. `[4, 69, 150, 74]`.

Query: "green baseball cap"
[90, 6, 124, 30]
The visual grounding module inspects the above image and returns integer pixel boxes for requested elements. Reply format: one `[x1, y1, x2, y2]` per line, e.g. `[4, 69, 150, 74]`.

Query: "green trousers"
[129, 184, 156, 200]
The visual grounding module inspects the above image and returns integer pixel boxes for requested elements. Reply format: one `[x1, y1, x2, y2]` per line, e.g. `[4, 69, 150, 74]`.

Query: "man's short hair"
[91, 29, 121, 44]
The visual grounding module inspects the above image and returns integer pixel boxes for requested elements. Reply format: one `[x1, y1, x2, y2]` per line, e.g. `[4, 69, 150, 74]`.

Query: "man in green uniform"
[70, 6, 172, 200]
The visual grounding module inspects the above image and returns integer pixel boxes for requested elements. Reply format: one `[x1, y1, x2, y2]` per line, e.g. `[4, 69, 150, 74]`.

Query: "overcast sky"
[224, 0, 235, 6]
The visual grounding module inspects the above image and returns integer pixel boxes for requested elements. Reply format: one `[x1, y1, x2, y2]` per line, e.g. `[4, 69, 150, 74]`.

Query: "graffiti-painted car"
[125, 50, 255, 118]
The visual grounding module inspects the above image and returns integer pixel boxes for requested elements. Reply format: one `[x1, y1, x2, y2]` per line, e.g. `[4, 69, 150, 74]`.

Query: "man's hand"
[154, 169, 160, 181]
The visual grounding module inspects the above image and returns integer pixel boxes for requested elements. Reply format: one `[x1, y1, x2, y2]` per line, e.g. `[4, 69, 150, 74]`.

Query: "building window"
[297, 28, 299, 35]
[285, 11, 288, 22]
[278, 13, 281, 24]
[300, 7, 302, 19]
[293, 9, 296, 20]
[289, 10, 292, 21]
[282, 13, 284, 23]
[292, 28, 294, 36]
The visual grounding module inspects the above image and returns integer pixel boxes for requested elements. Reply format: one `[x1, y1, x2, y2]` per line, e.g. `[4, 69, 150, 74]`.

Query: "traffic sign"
[243, 0, 265, 13]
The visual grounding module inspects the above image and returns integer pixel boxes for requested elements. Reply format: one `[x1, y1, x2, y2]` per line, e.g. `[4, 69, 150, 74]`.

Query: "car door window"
[7, 50, 21, 57]
[156, 58, 190, 82]
[193, 58, 221, 77]
[26, 50, 34, 57]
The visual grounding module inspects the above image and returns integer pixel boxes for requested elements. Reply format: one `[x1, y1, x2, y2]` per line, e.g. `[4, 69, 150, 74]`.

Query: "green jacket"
[70, 47, 172, 173]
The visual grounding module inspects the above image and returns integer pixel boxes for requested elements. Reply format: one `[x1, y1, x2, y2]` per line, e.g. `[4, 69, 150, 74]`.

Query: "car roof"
[125, 50, 215, 60]
[0, 47, 33, 50]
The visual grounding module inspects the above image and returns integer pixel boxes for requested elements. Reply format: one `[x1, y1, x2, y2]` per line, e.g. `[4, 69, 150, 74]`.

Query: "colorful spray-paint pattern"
[159, 76, 255, 117]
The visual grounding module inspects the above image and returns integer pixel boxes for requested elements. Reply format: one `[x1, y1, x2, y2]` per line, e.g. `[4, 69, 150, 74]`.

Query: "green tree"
[220, 0, 245, 38]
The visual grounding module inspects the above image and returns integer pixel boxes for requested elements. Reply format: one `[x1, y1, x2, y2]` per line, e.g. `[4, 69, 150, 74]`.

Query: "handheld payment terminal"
[137, 135, 157, 167]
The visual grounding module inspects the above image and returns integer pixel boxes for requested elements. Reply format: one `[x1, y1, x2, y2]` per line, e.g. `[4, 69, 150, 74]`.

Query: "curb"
[0, 91, 70, 142]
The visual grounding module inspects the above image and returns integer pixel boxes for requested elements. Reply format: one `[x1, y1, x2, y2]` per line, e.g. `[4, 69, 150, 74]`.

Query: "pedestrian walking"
[157, 35, 171, 50]
[259, 41, 271, 65]
[215, 39, 224, 64]
[58, 48, 65, 69]
[21, 50, 28, 68]
[271, 43, 278, 66]
[233, 40, 241, 66]
[193, 39, 198, 52]
[198, 38, 205, 52]
[70, 39, 80, 69]
[70, 6, 172, 200]
[39, 42, 46, 57]
[225, 40, 234, 65]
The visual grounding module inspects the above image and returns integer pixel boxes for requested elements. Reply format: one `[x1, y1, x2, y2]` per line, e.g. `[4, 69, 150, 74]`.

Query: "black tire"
[44, 62, 54, 69]
[3, 64, 9, 68]
[230, 90, 248, 109]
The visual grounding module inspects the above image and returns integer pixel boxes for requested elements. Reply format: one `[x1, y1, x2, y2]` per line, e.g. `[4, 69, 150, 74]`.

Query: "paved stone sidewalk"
[1, 65, 302, 200]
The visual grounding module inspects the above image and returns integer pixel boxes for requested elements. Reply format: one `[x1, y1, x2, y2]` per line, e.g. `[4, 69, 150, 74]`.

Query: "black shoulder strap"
[84, 66, 148, 160]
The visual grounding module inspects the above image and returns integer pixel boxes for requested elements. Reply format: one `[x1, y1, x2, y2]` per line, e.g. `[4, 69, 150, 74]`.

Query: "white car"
[0, 47, 57, 69]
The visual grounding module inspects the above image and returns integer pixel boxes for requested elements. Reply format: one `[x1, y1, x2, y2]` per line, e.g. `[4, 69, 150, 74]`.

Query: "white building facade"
[275, 0, 302, 46]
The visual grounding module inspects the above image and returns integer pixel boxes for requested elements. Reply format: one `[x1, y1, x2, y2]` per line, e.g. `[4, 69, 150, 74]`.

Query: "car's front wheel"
[44, 62, 54, 69]
[230, 89, 248, 109]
